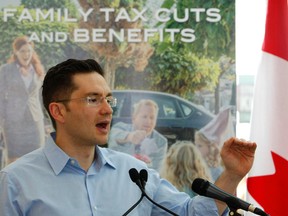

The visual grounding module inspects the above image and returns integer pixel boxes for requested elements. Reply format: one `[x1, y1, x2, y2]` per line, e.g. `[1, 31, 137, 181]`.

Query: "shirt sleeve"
[0, 171, 22, 216]
[189, 196, 220, 215]
[147, 170, 223, 216]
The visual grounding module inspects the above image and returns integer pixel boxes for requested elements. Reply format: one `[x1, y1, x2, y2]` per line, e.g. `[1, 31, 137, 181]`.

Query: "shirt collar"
[43, 133, 116, 175]
[43, 134, 70, 175]
[95, 146, 116, 170]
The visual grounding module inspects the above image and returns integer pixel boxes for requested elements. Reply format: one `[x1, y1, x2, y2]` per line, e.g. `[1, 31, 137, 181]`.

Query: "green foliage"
[145, 47, 221, 97]
[115, 66, 150, 90]
[21, 0, 79, 19]
[159, 0, 235, 60]
[158, 0, 174, 9]
[21, 0, 76, 10]
[143, 0, 236, 107]
[119, 0, 146, 8]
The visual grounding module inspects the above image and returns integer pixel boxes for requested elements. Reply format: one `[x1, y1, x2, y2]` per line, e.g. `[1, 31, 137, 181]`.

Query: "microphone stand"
[228, 207, 244, 216]
[226, 196, 244, 216]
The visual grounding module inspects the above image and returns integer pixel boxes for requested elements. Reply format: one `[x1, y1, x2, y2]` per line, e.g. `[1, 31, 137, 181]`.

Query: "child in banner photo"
[160, 140, 213, 198]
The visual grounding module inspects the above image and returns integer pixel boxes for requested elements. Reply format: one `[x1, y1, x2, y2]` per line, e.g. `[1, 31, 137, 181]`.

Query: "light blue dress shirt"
[0, 134, 220, 216]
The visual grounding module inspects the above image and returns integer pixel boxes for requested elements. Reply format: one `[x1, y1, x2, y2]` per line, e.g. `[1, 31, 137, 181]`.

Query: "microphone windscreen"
[139, 169, 148, 182]
[191, 178, 209, 195]
[129, 168, 140, 182]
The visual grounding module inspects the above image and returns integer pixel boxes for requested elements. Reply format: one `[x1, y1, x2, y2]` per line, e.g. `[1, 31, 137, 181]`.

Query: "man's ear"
[49, 102, 66, 124]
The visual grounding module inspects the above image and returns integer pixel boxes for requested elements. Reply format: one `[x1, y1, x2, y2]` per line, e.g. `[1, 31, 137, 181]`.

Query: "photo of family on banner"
[0, 0, 236, 205]
[0, 0, 236, 171]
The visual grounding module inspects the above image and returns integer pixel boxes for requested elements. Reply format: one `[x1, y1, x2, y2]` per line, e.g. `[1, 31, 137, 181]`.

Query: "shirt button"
[71, 160, 75, 164]
[94, 206, 97, 210]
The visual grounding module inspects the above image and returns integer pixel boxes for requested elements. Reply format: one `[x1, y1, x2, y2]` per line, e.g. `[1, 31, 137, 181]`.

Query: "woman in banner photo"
[0, 36, 47, 165]
[108, 99, 168, 171]
[160, 140, 213, 198]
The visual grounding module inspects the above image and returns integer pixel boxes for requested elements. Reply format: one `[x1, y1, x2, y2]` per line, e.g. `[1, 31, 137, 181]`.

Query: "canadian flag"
[247, 0, 288, 215]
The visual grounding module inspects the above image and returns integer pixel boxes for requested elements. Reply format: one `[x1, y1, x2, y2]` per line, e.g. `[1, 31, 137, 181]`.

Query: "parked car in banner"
[111, 90, 215, 146]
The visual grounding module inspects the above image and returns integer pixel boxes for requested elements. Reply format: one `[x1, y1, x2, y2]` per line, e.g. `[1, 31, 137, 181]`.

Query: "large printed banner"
[0, 0, 235, 180]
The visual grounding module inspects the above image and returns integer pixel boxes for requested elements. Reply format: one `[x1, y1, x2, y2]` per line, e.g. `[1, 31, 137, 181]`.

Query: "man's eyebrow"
[87, 92, 113, 97]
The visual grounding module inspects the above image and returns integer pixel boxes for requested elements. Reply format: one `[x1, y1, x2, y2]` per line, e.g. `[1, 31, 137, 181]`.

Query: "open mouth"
[96, 122, 108, 129]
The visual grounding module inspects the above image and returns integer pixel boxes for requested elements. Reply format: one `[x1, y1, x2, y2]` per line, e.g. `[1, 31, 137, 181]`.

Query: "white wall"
[235, 0, 267, 201]
[236, 0, 267, 140]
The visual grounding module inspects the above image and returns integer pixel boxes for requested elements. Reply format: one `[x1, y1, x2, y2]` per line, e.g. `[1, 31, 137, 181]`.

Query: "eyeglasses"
[55, 95, 117, 108]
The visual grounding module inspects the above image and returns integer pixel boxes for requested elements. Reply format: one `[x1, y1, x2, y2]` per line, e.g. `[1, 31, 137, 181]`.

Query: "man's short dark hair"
[42, 59, 104, 129]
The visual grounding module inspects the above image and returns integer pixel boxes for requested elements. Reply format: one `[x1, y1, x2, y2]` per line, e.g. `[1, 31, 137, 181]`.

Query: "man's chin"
[95, 137, 109, 146]
[97, 142, 108, 146]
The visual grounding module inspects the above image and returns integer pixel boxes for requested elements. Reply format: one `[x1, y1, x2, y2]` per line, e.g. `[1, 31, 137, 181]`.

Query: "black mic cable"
[122, 169, 148, 216]
[122, 193, 145, 216]
[127, 168, 179, 216]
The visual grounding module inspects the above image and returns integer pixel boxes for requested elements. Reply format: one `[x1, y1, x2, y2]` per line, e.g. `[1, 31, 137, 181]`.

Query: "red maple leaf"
[247, 152, 288, 216]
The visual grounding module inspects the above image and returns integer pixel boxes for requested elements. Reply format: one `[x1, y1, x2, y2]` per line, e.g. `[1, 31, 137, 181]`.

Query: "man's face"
[62, 73, 113, 146]
[132, 104, 157, 136]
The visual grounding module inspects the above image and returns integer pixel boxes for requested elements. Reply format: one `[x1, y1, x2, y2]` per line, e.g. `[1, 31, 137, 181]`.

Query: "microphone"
[129, 168, 143, 189]
[139, 169, 148, 189]
[125, 168, 179, 216]
[191, 178, 269, 216]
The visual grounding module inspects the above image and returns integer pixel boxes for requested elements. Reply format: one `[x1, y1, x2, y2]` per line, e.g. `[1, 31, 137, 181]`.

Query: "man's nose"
[100, 99, 113, 115]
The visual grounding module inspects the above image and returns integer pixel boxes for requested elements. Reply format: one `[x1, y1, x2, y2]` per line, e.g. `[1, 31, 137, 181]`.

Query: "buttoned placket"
[85, 163, 99, 216]
[68, 158, 98, 215]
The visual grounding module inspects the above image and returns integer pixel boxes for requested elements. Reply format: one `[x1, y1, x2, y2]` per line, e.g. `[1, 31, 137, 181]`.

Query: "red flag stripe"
[247, 0, 288, 215]
[262, 0, 288, 61]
